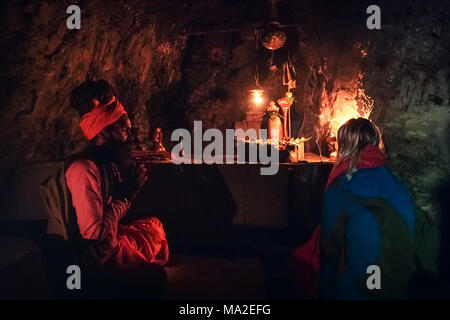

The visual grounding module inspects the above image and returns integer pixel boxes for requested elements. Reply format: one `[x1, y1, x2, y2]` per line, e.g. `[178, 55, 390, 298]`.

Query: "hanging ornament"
[262, 1, 286, 51]
[261, 30, 286, 51]
[261, 20, 286, 72]
[268, 51, 277, 71]
[249, 32, 265, 114]
[283, 52, 297, 90]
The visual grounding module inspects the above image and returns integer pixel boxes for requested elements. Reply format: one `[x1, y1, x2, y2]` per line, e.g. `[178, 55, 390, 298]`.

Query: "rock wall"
[362, 0, 450, 215]
[0, 0, 186, 168]
[1, 0, 449, 216]
[0, 0, 375, 167]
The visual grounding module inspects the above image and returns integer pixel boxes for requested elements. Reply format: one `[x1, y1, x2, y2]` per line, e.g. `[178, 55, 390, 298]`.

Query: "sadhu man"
[67, 80, 169, 292]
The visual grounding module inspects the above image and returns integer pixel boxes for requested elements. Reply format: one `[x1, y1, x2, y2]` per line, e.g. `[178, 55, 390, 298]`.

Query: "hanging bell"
[261, 21, 286, 51]
[261, 30, 286, 51]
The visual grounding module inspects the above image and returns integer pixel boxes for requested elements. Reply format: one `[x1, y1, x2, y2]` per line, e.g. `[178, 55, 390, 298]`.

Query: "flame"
[318, 71, 374, 157]
[254, 94, 263, 105]
[320, 86, 373, 138]
[250, 90, 264, 106]
[361, 49, 368, 58]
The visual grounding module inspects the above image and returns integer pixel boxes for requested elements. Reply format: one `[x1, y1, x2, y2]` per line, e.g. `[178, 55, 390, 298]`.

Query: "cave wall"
[362, 0, 450, 215]
[1, 0, 449, 216]
[0, 0, 377, 167]
[0, 0, 186, 169]
[177, 0, 371, 154]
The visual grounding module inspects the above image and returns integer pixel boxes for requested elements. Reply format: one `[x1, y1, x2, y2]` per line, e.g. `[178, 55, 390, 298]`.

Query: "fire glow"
[318, 72, 374, 157]
[318, 42, 375, 154]
[250, 89, 264, 106]
[320, 86, 374, 138]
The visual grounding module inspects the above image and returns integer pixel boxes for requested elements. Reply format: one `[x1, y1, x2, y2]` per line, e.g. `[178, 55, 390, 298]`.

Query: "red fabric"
[324, 144, 386, 190]
[115, 218, 169, 266]
[286, 226, 321, 299]
[66, 159, 169, 266]
[287, 144, 385, 299]
[79, 96, 127, 140]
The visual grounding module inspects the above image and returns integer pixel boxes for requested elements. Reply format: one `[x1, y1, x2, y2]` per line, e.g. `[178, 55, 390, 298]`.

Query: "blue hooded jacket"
[320, 166, 415, 299]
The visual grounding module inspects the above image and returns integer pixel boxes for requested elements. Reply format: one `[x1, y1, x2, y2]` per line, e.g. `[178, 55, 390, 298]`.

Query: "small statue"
[151, 127, 166, 152]
[278, 92, 294, 138]
[263, 101, 283, 142]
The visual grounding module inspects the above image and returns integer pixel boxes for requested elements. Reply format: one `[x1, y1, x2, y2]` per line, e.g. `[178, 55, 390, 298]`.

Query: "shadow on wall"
[145, 82, 190, 149]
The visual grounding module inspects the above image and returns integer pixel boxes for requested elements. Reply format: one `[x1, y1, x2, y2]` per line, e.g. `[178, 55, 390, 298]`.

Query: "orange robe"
[65, 159, 169, 267]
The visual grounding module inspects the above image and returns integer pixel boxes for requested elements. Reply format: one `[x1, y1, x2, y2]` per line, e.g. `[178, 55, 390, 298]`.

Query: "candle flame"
[250, 89, 264, 105]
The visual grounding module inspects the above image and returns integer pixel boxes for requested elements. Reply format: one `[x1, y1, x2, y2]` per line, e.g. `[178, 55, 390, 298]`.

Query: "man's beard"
[102, 138, 133, 178]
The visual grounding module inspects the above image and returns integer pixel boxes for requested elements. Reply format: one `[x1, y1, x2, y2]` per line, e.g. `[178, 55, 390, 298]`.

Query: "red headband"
[79, 96, 127, 140]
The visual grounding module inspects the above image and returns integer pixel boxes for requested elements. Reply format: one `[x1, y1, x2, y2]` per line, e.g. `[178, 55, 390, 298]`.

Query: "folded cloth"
[112, 217, 170, 267]
[79, 96, 127, 140]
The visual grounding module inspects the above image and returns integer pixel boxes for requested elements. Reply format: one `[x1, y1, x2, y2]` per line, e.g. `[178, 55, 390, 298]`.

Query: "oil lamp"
[248, 89, 265, 113]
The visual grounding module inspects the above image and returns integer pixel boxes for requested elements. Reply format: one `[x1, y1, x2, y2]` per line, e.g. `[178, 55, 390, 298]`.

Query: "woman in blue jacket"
[319, 118, 416, 299]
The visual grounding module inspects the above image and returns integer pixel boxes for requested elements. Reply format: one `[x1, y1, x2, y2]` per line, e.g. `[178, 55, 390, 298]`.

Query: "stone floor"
[0, 235, 49, 299]
[163, 255, 266, 300]
[1, 160, 326, 299]
[0, 221, 309, 300]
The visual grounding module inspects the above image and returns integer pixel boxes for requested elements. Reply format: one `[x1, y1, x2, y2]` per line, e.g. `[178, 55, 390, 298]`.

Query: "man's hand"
[135, 163, 149, 188]
[121, 161, 150, 202]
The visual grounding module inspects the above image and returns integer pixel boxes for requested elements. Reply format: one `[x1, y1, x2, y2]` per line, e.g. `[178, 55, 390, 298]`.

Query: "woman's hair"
[335, 117, 384, 173]
[70, 80, 117, 116]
